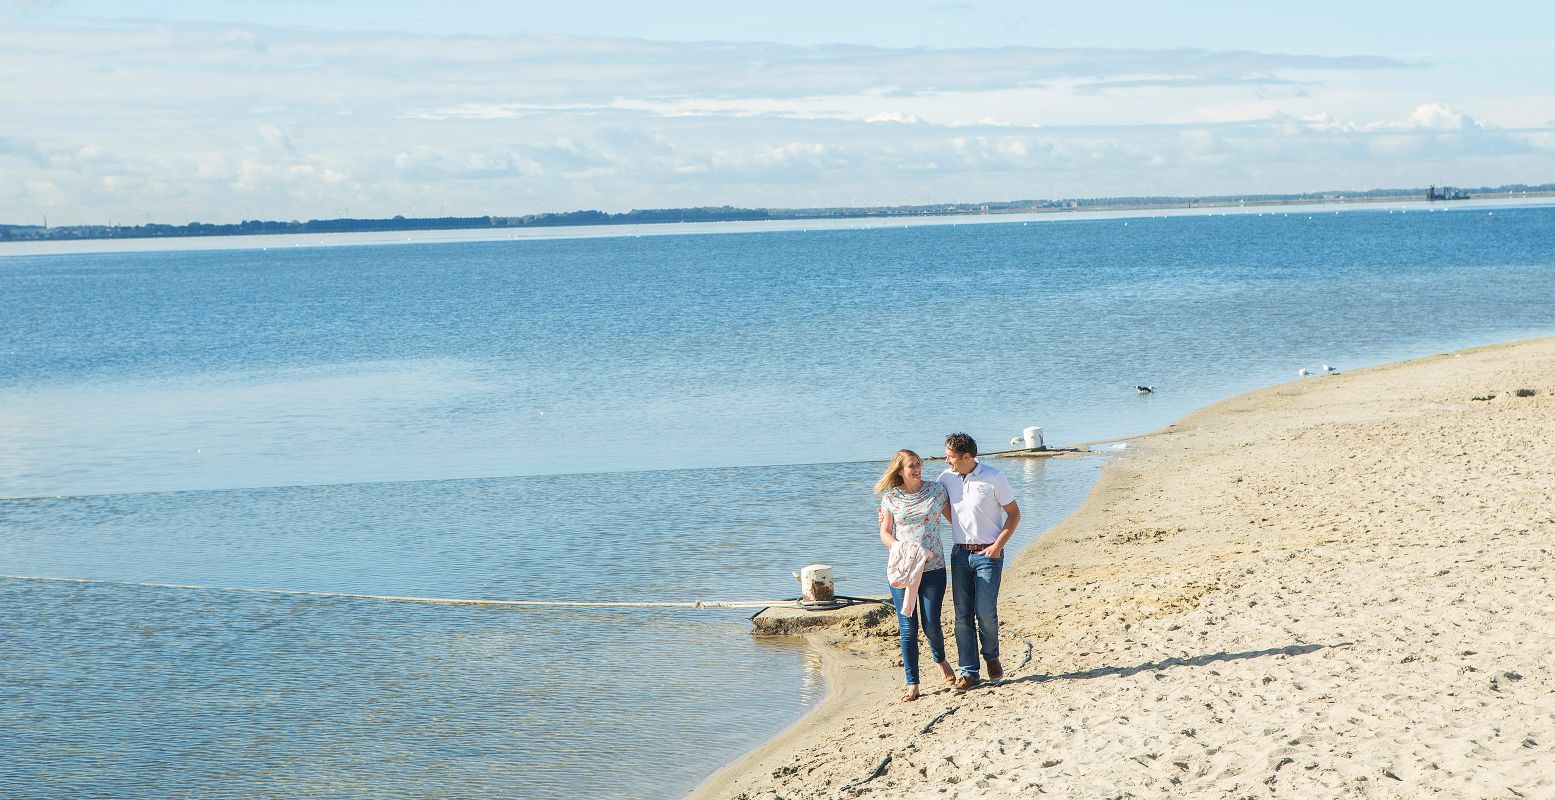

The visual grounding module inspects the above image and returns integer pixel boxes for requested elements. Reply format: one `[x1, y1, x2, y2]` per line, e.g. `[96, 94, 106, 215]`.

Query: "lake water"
[3, 202, 1554, 798]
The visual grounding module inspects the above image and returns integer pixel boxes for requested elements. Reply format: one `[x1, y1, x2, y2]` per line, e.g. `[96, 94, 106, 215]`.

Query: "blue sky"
[3, 1, 1552, 225]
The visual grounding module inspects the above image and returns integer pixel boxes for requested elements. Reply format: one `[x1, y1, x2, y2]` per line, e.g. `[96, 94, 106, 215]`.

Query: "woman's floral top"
[881, 481, 949, 571]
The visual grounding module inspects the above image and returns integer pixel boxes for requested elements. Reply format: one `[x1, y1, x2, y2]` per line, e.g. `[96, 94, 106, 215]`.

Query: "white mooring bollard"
[793, 564, 835, 603]
[1023, 426, 1044, 450]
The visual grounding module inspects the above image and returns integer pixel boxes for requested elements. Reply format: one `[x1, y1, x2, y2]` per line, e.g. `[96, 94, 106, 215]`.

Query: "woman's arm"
[879, 501, 898, 549]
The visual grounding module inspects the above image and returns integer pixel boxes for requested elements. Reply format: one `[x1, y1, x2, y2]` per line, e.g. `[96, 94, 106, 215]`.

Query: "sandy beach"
[693, 337, 1555, 799]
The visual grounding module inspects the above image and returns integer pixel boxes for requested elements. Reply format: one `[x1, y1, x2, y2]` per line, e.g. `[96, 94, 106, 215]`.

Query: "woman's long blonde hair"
[874, 449, 923, 495]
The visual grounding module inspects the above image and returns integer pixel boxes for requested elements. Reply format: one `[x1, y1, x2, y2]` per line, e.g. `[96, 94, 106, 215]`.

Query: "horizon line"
[5, 180, 1554, 236]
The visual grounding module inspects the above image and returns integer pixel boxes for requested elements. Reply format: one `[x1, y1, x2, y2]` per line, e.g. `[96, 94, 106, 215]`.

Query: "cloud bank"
[0, 21, 1548, 225]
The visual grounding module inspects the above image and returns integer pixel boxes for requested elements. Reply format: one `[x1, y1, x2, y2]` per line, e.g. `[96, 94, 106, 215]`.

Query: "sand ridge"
[692, 337, 1555, 799]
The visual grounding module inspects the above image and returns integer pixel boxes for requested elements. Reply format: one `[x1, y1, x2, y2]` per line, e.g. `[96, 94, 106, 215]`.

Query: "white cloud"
[866, 111, 924, 124]
[1404, 103, 1480, 131]
[1295, 103, 1488, 134]
[0, 20, 1548, 225]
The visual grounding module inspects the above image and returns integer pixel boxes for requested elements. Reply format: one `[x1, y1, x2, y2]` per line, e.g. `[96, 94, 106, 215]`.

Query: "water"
[3, 203, 1554, 798]
[0, 462, 1097, 799]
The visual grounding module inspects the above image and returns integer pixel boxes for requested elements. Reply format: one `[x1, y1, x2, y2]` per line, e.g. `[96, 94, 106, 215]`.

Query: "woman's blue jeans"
[888, 567, 948, 685]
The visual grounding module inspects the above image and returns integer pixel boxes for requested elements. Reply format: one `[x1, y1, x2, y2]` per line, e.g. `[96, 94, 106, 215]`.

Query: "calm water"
[3, 203, 1554, 798]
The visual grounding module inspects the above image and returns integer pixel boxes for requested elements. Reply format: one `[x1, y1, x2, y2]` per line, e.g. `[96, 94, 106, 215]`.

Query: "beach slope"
[694, 337, 1555, 798]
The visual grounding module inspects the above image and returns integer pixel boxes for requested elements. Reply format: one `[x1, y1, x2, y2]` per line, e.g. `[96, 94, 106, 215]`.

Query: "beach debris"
[864, 754, 893, 779]
[1136, 385, 1155, 394]
[920, 706, 962, 734]
[1471, 395, 1496, 401]
[1515, 388, 1537, 397]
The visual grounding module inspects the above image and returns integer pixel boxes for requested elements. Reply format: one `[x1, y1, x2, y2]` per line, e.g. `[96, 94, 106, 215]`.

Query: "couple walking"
[877, 432, 1020, 701]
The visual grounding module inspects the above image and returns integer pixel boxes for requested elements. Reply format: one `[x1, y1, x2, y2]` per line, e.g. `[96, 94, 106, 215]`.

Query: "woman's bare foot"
[936, 660, 957, 686]
[902, 684, 921, 702]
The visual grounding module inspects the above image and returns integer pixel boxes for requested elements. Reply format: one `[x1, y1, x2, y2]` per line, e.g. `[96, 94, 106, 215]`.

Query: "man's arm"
[983, 500, 1020, 558]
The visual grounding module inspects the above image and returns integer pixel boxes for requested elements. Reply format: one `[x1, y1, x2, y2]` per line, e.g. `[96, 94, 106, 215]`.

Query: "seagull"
[1323, 364, 1340, 375]
[1298, 368, 1312, 377]
[1010, 437, 1024, 446]
[1135, 385, 1154, 394]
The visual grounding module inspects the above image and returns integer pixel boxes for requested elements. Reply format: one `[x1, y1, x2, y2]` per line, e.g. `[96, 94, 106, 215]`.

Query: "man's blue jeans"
[887, 567, 947, 686]
[950, 547, 1003, 678]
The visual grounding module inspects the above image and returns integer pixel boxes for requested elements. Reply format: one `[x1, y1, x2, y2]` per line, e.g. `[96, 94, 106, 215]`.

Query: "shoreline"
[691, 335, 1555, 798]
[5, 195, 1552, 259]
[690, 634, 898, 797]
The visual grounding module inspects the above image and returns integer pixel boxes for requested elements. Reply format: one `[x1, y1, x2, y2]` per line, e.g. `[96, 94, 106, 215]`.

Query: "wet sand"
[692, 336, 1555, 799]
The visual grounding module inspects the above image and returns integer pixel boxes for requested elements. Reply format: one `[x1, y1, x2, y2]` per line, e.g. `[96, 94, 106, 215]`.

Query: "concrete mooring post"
[793, 564, 835, 603]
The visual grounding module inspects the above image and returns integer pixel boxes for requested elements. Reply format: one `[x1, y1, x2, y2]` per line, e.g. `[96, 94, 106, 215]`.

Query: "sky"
[2, 1, 1553, 226]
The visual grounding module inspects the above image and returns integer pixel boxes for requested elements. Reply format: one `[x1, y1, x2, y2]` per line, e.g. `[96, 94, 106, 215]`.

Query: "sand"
[691, 337, 1555, 799]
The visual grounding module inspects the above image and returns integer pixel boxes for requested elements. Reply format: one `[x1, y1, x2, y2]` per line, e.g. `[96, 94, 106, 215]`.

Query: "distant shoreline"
[5, 193, 1554, 259]
[4, 185, 1552, 247]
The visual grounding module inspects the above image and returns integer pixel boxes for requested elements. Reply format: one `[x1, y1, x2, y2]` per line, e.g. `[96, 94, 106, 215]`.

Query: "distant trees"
[4, 185, 1554, 243]
[0, 207, 786, 241]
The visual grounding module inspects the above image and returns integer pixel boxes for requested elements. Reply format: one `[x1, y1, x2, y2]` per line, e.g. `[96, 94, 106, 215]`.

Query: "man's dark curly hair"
[945, 432, 978, 457]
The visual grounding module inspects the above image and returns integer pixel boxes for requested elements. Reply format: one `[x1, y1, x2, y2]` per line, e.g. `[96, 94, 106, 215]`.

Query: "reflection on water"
[0, 360, 498, 497]
[0, 580, 824, 800]
[5, 206, 1554, 499]
[798, 646, 827, 701]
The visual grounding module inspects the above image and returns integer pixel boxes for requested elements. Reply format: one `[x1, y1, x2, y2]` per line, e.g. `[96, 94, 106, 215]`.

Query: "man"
[939, 432, 1020, 690]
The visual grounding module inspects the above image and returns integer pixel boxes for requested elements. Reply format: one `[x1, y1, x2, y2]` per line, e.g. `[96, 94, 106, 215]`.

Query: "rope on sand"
[0, 574, 801, 610]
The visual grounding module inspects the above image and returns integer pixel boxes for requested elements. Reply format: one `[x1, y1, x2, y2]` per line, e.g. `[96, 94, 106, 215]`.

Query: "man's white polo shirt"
[937, 461, 1015, 545]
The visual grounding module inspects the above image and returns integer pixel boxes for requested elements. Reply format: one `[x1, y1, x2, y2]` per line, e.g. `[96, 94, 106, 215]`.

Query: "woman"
[876, 448, 956, 701]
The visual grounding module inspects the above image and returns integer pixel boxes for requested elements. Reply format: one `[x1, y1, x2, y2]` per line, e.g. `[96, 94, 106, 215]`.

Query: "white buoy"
[1023, 426, 1044, 450]
[794, 564, 835, 603]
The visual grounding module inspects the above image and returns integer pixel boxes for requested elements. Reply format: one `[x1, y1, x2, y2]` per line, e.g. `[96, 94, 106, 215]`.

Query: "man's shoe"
[986, 658, 1004, 681]
[953, 675, 981, 692]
